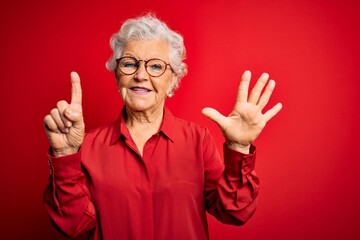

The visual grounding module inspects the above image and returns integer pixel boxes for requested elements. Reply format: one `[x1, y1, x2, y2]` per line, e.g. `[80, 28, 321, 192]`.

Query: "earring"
[167, 92, 173, 97]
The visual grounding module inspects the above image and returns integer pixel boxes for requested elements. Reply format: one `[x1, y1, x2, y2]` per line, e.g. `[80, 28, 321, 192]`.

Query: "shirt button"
[48, 160, 53, 174]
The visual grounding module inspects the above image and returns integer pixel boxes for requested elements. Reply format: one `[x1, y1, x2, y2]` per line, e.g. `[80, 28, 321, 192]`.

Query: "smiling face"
[116, 39, 177, 114]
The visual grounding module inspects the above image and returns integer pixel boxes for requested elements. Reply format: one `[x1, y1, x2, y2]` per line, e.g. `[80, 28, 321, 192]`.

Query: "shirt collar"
[160, 107, 175, 142]
[110, 106, 175, 145]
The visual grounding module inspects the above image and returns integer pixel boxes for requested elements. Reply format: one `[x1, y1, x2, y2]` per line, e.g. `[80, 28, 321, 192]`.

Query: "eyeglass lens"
[118, 57, 168, 77]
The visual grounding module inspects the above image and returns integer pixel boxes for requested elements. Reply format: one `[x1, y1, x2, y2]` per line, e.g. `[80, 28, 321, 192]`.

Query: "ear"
[167, 75, 178, 97]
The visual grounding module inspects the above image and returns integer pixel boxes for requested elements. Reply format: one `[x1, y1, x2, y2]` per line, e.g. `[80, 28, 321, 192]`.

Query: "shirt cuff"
[223, 144, 256, 176]
[47, 151, 82, 179]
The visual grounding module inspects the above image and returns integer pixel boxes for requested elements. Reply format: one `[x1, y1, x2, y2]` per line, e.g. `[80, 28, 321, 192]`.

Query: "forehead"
[123, 40, 170, 60]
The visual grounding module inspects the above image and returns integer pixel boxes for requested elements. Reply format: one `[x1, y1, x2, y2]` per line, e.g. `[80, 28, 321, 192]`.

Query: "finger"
[236, 70, 251, 103]
[248, 72, 269, 104]
[50, 108, 69, 133]
[263, 102, 283, 122]
[44, 114, 61, 134]
[258, 79, 276, 109]
[202, 107, 227, 128]
[64, 106, 83, 124]
[70, 71, 82, 106]
[57, 100, 72, 128]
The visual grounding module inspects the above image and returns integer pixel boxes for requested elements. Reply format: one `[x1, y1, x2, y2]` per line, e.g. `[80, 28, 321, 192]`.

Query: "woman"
[43, 14, 282, 240]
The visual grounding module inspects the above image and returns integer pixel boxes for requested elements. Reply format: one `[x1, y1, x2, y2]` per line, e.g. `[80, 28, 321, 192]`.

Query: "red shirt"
[44, 107, 259, 240]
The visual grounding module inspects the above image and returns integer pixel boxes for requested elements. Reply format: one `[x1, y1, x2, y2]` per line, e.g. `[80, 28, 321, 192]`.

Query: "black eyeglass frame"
[116, 56, 172, 77]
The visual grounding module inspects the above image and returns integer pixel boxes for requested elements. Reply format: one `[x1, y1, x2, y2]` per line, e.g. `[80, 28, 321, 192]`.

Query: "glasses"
[116, 56, 172, 77]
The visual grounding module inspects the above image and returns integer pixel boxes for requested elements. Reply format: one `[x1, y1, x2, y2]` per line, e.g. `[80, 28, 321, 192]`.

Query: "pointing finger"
[70, 71, 82, 106]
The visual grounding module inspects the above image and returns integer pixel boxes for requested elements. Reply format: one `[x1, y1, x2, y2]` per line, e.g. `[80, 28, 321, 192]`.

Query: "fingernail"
[65, 121, 72, 127]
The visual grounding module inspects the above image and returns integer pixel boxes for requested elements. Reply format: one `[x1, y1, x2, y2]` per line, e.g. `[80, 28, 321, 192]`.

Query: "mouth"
[130, 87, 152, 94]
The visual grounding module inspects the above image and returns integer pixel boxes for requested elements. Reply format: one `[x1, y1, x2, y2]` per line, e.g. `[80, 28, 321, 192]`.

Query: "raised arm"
[43, 72, 95, 237]
[203, 70, 282, 224]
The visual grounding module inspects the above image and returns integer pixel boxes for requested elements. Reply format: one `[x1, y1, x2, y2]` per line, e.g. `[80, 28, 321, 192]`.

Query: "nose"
[134, 61, 149, 81]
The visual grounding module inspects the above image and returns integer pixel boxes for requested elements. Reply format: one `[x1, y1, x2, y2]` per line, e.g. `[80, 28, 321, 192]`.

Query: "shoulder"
[170, 115, 221, 166]
[172, 115, 205, 130]
[170, 114, 212, 141]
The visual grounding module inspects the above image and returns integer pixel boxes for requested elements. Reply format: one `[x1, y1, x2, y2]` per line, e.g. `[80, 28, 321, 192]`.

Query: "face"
[116, 40, 177, 114]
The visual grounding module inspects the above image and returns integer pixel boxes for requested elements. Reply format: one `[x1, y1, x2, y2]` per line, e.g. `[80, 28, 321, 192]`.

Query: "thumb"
[202, 107, 227, 128]
[64, 106, 83, 125]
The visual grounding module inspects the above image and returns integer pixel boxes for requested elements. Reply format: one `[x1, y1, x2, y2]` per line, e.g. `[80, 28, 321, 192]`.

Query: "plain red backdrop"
[1, 0, 359, 239]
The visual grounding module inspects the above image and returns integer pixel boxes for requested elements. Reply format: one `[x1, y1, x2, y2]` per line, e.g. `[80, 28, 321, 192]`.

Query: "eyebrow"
[121, 53, 168, 61]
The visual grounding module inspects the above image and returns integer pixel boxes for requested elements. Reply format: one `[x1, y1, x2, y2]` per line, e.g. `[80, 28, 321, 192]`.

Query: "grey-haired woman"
[43, 13, 282, 240]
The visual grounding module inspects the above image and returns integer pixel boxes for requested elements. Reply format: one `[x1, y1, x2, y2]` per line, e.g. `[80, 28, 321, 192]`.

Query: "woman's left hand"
[202, 70, 282, 153]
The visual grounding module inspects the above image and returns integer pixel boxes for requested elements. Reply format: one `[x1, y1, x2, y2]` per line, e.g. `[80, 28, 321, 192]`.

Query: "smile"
[130, 87, 152, 94]
[131, 87, 151, 92]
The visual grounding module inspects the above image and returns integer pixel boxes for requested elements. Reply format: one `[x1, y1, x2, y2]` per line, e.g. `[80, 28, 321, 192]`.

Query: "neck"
[125, 106, 164, 130]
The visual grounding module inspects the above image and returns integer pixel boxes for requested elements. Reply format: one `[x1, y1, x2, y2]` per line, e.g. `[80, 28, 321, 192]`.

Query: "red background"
[1, 0, 359, 239]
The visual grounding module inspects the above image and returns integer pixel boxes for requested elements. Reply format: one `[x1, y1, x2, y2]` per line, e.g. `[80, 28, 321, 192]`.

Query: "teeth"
[132, 87, 149, 92]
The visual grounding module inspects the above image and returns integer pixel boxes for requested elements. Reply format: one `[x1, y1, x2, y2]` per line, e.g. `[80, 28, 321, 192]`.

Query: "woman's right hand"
[44, 72, 85, 156]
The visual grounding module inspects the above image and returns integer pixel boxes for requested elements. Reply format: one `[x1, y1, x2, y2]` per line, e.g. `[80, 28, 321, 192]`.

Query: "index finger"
[70, 71, 82, 106]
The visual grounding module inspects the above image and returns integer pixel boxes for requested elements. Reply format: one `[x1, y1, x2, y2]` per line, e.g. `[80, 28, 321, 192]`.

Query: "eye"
[123, 62, 137, 68]
[119, 58, 138, 68]
[149, 63, 164, 71]
[147, 59, 166, 72]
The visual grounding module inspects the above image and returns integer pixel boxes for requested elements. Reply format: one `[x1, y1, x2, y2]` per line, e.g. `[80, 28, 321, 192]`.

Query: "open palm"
[202, 70, 282, 152]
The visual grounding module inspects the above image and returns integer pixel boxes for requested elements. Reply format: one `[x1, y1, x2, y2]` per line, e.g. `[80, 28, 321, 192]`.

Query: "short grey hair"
[106, 13, 187, 94]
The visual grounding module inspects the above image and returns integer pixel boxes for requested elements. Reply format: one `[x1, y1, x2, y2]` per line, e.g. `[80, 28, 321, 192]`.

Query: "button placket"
[48, 159, 53, 175]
